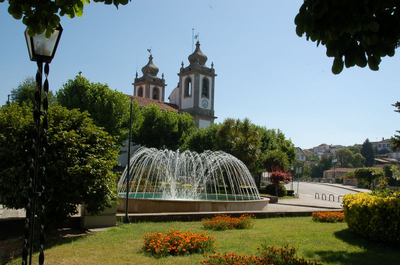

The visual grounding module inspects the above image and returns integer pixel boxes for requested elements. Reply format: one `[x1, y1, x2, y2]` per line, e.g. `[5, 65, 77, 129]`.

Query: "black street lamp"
[22, 25, 63, 265]
[295, 163, 302, 197]
[124, 98, 134, 223]
[332, 159, 338, 182]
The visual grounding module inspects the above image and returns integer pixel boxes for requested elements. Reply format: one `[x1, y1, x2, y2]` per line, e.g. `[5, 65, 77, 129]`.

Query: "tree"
[353, 153, 366, 168]
[354, 167, 383, 189]
[134, 104, 195, 150]
[311, 155, 333, 178]
[295, 1, 400, 74]
[335, 148, 355, 168]
[0, 104, 119, 227]
[10, 77, 57, 107]
[262, 149, 290, 172]
[2, 0, 131, 38]
[216, 118, 263, 174]
[57, 75, 134, 146]
[361, 138, 375, 167]
[180, 123, 220, 153]
[348, 145, 361, 154]
[181, 118, 296, 187]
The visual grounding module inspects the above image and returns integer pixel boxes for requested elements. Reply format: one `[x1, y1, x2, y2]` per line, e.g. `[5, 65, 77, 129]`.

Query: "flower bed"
[312, 211, 345, 223]
[201, 244, 322, 265]
[202, 214, 255, 231]
[142, 228, 216, 258]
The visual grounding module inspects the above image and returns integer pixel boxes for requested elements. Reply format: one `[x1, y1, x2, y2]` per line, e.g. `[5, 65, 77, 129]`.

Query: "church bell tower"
[176, 41, 217, 128]
[133, 54, 166, 101]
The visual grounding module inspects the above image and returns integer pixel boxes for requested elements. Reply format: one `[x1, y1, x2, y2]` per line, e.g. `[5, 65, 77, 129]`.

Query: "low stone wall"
[80, 205, 117, 229]
[343, 178, 358, 186]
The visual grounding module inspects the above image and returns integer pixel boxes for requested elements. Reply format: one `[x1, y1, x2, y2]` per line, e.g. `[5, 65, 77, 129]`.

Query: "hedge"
[342, 192, 400, 243]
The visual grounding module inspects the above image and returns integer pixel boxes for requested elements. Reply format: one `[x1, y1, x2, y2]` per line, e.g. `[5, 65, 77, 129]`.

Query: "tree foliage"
[354, 167, 383, 188]
[216, 118, 263, 174]
[181, 118, 296, 177]
[2, 0, 131, 38]
[0, 104, 119, 227]
[133, 104, 195, 150]
[361, 138, 375, 167]
[57, 75, 133, 146]
[311, 155, 333, 178]
[295, 0, 400, 74]
[180, 123, 219, 153]
[10, 76, 57, 107]
[335, 148, 365, 168]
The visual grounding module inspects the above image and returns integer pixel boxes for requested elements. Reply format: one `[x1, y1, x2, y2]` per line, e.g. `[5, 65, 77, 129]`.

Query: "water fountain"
[117, 147, 269, 213]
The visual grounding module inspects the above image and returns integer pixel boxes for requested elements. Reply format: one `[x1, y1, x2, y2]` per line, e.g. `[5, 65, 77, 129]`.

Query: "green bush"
[343, 192, 400, 243]
[265, 184, 287, 197]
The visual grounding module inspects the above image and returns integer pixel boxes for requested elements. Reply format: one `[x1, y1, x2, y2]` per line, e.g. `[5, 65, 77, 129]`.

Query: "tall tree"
[10, 77, 57, 107]
[348, 145, 361, 154]
[0, 104, 119, 227]
[353, 153, 366, 168]
[361, 138, 375, 167]
[295, 1, 400, 74]
[180, 123, 220, 153]
[216, 118, 263, 174]
[3, 0, 131, 38]
[133, 104, 195, 150]
[335, 148, 355, 168]
[57, 75, 134, 146]
[181, 118, 296, 179]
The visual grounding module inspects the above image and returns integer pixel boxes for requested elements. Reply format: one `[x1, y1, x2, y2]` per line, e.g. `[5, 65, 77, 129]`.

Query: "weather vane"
[147, 47, 152, 56]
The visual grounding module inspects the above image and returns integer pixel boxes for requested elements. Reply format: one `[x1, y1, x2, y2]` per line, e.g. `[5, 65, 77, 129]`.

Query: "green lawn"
[8, 217, 400, 265]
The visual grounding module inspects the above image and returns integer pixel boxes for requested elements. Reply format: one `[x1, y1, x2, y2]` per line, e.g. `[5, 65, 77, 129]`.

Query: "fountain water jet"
[117, 147, 269, 213]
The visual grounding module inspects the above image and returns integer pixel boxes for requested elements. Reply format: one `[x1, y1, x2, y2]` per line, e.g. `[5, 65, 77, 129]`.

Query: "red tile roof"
[126, 95, 179, 112]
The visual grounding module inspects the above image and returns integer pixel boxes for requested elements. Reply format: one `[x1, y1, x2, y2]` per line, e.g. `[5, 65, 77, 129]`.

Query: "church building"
[129, 41, 217, 128]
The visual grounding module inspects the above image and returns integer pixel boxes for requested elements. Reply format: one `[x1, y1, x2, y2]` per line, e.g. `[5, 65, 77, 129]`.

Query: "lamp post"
[124, 98, 133, 223]
[371, 171, 375, 189]
[296, 163, 302, 197]
[290, 166, 294, 190]
[332, 159, 338, 182]
[22, 25, 63, 265]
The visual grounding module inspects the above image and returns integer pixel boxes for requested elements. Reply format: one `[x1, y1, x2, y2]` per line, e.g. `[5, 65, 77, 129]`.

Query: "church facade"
[131, 41, 217, 128]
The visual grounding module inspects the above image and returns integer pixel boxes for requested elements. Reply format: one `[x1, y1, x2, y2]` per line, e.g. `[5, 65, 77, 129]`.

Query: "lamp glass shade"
[25, 25, 63, 63]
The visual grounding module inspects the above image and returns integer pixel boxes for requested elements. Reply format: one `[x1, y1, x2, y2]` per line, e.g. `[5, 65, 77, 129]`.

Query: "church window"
[137, 87, 143, 97]
[202, 78, 209, 98]
[153, 87, 160, 100]
[185, 77, 192, 97]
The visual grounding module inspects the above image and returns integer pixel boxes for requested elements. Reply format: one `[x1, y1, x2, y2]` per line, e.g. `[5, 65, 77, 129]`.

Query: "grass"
[6, 217, 400, 265]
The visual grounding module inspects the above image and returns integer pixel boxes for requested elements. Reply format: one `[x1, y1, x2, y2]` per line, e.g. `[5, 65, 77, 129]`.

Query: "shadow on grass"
[306, 228, 400, 265]
[2, 227, 92, 264]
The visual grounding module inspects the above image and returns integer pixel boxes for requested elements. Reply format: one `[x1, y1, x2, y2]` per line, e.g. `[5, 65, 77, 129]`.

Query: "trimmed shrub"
[265, 184, 287, 197]
[343, 192, 400, 243]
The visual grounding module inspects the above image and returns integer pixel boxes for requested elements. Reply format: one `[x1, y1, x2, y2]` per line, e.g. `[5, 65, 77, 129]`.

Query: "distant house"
[323, 168, 356, 179]
[371, 138, 392, 153]
[296, 147, 306, 162]
[313, 144, 329, 158]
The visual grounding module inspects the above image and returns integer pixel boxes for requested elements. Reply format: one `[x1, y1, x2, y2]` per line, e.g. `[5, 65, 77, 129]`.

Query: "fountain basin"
[117, 196, 269, 213]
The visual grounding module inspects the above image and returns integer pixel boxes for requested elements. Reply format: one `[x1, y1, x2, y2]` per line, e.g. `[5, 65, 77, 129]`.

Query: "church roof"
[126, 95, 179, 112]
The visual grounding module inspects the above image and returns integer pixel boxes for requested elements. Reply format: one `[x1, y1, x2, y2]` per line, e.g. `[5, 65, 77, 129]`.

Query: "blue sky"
[1, 1, 400, 150]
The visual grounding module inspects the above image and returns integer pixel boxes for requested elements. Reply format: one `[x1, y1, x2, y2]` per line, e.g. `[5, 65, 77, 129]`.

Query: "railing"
[314, 192, 343, 202]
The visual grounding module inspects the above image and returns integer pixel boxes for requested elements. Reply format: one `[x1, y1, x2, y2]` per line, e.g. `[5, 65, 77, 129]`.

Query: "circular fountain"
[117, 147, 269, 213]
